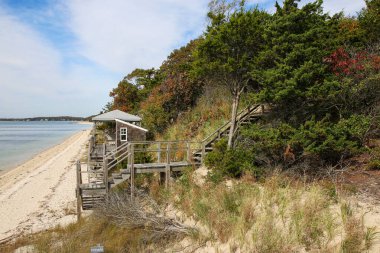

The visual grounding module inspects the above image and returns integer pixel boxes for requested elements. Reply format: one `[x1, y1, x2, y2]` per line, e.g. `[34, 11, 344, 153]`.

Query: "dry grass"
[94, 190, 195, 242]
[158, 86, 233, 142]
[167, 171, 376, 252]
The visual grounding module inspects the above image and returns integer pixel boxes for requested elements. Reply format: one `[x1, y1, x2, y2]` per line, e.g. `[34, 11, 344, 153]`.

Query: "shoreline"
[0, 129, 91, 241]
[0, 121, 93, 175]
[0, 130, 84, 177]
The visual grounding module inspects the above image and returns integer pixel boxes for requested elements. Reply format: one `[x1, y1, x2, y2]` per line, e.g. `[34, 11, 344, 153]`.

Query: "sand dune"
[0, 129, 90, 241]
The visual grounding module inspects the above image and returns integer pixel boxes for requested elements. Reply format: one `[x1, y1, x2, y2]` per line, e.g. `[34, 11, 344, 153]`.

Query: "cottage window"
[120, 128, 127, 141]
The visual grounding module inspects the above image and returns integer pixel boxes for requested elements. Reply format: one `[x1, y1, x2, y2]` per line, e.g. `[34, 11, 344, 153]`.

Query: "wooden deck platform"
[125, 161, 196, 173]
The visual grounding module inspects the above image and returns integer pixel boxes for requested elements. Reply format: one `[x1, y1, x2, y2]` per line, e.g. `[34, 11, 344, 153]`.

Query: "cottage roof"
[92, 110, 142, 122]
[115, 119, 148, 132]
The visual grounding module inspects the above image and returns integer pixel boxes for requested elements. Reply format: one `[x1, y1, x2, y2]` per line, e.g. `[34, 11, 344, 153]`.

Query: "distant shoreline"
[0, 116, 87, 122]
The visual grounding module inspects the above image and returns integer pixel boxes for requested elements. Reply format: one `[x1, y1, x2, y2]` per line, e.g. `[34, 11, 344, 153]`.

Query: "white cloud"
[0, 1, 209, 117]
[66, 0, 208, 73]
[299, 0, 365, 15]
[322, 0, 365, 16]
[0, 9, 111, 117]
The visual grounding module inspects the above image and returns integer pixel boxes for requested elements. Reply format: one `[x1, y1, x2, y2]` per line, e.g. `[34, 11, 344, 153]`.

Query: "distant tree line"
[0, 116, 85, 121]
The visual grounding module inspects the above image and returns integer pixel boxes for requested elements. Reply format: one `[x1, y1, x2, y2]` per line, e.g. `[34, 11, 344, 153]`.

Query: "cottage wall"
[116, 121, 146, 147]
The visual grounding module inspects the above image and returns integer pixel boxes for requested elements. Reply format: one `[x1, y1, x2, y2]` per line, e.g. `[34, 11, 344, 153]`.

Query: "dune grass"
[165, 169, 377, 252]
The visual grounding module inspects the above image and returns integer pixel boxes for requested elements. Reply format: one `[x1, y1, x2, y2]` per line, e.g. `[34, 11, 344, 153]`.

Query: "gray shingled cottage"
[91, 110, 147, 150]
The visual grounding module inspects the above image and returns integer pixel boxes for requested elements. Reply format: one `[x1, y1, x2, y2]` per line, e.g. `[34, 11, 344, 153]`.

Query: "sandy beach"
[0, 129, 90, 241]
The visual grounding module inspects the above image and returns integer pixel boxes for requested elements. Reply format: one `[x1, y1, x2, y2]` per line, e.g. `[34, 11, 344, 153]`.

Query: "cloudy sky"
[0, 0, 365, 118]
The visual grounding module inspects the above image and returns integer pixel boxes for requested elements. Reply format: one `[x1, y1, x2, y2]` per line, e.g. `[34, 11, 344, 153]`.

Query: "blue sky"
[0, 0, 366, 118]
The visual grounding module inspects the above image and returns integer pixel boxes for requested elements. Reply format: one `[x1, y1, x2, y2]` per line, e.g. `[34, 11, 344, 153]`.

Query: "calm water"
[0, 121, 92, 172]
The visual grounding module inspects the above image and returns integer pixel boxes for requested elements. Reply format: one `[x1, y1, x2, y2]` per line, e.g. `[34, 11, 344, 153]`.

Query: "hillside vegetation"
[3, 0, 380, 252]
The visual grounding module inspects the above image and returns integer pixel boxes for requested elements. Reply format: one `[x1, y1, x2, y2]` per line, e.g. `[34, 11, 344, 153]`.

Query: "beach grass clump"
[168, 171, 374, 252]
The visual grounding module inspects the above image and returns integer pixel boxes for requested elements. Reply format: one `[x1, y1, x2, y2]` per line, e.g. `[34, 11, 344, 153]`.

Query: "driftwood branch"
[94, 190, 196, 241]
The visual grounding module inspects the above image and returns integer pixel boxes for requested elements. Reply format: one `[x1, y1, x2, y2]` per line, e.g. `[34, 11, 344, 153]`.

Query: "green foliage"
[205, 139, 259, 182]
[195, 2, 270, 147]
[140, 40, 203, 136]
[196, 5, 269, 88]
[109, 80, 141, 113]
[292, 115, 370, 162]
[238, 115, 371, 165]
[239, 123, 296, 165]
[359, 0, 380, 44]
[255, 0, 341, 123]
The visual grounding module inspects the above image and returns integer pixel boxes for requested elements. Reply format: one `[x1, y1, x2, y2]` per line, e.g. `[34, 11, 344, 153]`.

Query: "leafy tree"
[102, 101, 114, 113]
[140, 40, 202, 135]
[336, 17, 365, 47]
[125, 68, 161, 99]
[195, 1, 269, 148]
[109, 80, 140, 113]
[324, 46, 380, 117]
[159, 39, 203, 117]
[109, 68, 160, 114]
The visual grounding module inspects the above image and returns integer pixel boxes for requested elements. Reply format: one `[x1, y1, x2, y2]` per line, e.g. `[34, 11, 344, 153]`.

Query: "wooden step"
[81, 195, 105, 210]
[121, 174, 130, 180]
[112, 173, 122, 179]
[193, 156, 202, 162]
[110, 177, 125, 187]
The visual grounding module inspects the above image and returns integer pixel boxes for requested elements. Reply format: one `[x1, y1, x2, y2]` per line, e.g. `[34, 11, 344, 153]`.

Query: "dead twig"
[94, 190, 196, 242]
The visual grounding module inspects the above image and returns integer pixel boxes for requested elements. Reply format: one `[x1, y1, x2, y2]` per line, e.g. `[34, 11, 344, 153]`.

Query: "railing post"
[127, 144, 131, 165]
[166, 143, 171, 188]
[130, 144, 135, 199]
[76, 161, 82, 221]
[103, 157, 108, 194]
[166, 143, 170, 164]
[201, 142, 206, 165]
[87, 136, 92, 164]
[165, 164, 171, 189]
[186, 142, 191, 163]
[103, 143, 106, 157]
[157, 143, 161, 163]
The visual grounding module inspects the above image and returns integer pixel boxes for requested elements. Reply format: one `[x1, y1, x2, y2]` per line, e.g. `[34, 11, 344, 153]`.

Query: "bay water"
[0, 121, 92, 173]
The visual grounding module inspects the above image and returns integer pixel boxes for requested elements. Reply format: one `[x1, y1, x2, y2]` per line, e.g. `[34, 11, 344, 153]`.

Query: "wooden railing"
[104, 140, 202, 172]
[200, 104, 262, 148]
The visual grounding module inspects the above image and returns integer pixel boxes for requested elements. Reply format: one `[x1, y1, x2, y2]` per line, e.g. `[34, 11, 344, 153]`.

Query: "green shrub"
[239, 123, 295, 165]
[292, 115, 370, 162]
[205, 139, 259, 182]
[238, 115, 371, 166]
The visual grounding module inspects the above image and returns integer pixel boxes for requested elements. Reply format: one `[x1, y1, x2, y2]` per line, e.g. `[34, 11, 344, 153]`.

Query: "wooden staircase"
[76, 104, 266, 215]
[192, 104, 264, 163]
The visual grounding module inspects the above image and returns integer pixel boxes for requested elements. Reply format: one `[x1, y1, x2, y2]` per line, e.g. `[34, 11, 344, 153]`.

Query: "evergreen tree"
[359, 0, 380, 44]
[255, 0, 340, 124]
[195, 1, 269, 148]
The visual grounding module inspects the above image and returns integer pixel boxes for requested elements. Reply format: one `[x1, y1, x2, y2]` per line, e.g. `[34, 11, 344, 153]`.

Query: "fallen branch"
[94, 190, 196, 241]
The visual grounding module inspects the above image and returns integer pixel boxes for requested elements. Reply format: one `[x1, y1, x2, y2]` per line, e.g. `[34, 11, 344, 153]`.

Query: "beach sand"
[0, 129, 90, 241]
